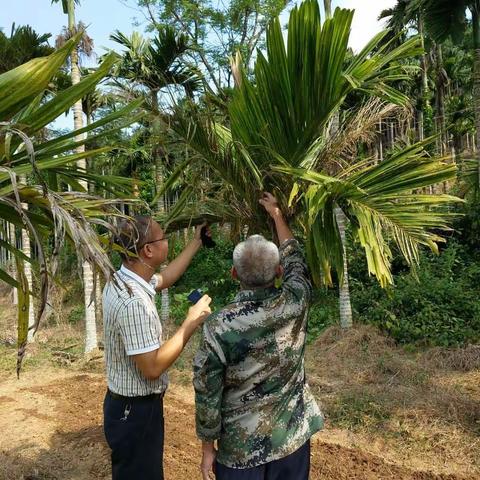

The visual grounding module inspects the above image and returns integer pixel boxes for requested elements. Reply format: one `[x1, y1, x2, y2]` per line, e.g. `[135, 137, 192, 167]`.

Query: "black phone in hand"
[187, 289, 203, 304]
[200, 226, 216, 248]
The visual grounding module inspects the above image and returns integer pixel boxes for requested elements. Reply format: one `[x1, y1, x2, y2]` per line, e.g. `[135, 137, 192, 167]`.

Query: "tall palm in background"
[110, 27, 200, 211]
[419, 0, 480, 192]
[379, 0, 433, 143]
[110, 27, 200, 327]
[0, 24, 54, 74]
[51, 0, 99, 353]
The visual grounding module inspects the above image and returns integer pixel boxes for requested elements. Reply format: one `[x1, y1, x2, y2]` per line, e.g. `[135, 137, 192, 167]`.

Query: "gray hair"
[115, 215, 154, 260]
[233, 235, 280, 288]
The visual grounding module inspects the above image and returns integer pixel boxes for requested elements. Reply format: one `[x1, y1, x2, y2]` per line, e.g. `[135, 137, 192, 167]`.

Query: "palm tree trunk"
[9, 222, 18, 305]
[150, 88, 170, 327]
[323, 0, 332, 19]
[334, 206, 353, 329]
[20, 217, 35, 342]
[16, 175, 35, 341]
[435, 43, 447, 156]
[67, 0, 97, 353]
[331, 110, 353, 329]
[418, 15, 430, 142]
[472, 7, 480, 192]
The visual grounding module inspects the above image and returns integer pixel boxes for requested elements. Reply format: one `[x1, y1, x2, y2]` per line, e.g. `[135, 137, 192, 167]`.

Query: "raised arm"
[259, 192, 293, 244]
[155, 224, 208, 291]
[260, 192, 312, 302]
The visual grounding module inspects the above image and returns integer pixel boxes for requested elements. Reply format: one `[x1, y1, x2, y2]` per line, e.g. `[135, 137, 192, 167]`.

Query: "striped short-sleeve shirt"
[103, 264, 168, 396]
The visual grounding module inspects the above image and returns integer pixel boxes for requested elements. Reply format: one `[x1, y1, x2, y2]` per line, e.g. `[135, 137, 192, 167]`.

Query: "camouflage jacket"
[193, 238, 323, 468]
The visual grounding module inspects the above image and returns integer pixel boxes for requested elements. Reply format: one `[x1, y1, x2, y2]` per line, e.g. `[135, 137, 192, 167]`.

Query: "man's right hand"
[259, 191, 293, 244]
[200, 442, 217, 480]
[259, 192, 282, 218]
[185, 295, 212, 328]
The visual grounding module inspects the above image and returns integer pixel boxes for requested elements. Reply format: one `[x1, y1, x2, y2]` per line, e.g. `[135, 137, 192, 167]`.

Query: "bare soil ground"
[0, 368, 476, 480]
[1, 288, 480, 480]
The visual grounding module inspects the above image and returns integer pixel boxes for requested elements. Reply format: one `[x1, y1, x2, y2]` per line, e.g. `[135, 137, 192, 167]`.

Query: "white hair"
[233, 235, 280, 288]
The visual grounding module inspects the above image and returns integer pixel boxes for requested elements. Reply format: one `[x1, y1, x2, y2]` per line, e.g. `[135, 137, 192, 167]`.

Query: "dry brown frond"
[317, 99, 411, 175]
[55, 21, 95, 62]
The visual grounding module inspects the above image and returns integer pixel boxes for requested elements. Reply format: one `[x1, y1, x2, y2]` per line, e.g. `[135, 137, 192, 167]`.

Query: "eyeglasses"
[138, 235, 170, 250]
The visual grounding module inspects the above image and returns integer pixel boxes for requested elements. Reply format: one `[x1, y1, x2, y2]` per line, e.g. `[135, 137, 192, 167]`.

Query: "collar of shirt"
[234, 286, 278, 303]
[118, 264, 156, 297]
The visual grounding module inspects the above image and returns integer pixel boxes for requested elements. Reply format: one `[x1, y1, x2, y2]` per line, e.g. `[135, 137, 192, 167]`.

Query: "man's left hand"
[200, 443, 217, 480]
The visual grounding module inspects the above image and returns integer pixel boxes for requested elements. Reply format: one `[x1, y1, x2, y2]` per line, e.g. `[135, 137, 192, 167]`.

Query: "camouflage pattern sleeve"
[193, 321, 226, 442]
[279, 238, 312, 303]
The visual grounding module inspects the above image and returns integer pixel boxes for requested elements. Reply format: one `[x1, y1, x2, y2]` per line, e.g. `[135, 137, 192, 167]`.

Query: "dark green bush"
[350, 240, 480, 346]
[161, 224, 480, 348]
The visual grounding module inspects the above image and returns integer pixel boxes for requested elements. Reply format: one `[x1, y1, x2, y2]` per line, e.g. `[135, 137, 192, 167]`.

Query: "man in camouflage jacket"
[193, 192, 323, 480]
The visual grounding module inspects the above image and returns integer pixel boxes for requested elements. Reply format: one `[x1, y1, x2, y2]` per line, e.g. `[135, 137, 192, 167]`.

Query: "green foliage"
[350, 240, 480, 347]
[166, 231, 237, 323]
[0, 24, 53, 74]
[68, 304, 85, 325]
[455, 201, 480, 254]
[306, 290, 339, 343]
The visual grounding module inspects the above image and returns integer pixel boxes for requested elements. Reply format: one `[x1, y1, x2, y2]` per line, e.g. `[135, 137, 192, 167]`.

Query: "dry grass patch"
[306, 325, 480, 477]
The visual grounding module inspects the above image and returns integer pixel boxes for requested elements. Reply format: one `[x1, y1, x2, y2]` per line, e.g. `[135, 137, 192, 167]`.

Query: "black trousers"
[215, 440, 311, 480]
[103, 391, 165, 480]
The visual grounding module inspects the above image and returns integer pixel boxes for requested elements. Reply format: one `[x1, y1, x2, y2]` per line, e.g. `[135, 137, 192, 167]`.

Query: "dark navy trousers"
[103, 391, 164, 480]
[215, 440, 311, 480]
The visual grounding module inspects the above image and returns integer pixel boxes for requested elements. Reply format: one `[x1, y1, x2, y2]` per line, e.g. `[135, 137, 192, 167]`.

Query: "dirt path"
[0, 368, 477, 480]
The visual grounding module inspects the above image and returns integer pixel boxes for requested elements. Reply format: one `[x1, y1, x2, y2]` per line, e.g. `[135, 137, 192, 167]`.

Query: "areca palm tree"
[0, 32, 142, 372]
[52, 0, 100, 353]
[110, 27, 201, 326]
[0, 23, 56, 337]
[164, 1, 459, 306]
[418, 0, 480, 190]
[379, 0, 434, 144]
[0, 24, 54, 74]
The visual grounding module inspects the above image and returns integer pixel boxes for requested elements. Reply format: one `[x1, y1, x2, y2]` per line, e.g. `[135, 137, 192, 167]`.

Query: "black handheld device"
[200, 225, 216, 248]
[187, 289, 203, 304]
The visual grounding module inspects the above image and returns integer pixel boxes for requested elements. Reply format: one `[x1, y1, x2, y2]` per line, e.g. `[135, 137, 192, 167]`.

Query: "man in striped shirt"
[103, 215, 211, 480]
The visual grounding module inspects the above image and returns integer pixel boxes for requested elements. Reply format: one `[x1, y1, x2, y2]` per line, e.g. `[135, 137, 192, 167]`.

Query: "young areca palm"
[166, 0, 460, 293]
[0, 33, 141, 373]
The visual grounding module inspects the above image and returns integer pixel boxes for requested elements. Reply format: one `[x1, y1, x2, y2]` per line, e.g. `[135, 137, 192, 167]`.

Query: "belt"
[107, 389, 164, 402]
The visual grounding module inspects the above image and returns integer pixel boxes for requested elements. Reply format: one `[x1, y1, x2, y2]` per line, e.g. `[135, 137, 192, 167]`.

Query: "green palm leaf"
[166, 0, 460, 288]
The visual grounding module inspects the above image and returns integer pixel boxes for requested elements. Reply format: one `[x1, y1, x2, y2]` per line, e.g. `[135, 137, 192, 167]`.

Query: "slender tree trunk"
[22, 238, 34, 342]
[150, 88, 170, 326]
[418, 16, 430, 142]
[331, 110, 353, 328]
[66, 1, 97, 353]
[16, 175, 35, 341]
[334, 206, 353, 329]
[9, 222, 18, 305]
[435, 43, 447, 156]
[20, 209, 35, 342]
[472, 7, 480, 191]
